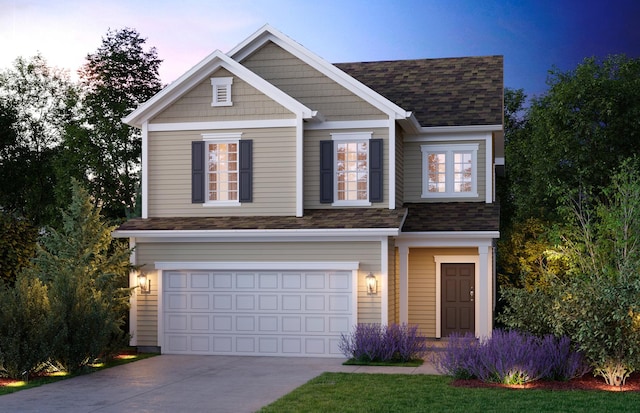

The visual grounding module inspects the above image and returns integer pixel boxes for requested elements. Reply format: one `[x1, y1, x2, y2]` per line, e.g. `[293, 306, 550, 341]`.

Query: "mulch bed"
[452, 372, 640, 392]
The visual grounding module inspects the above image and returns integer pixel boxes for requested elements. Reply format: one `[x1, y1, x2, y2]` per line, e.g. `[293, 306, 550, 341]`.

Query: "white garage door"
[162, 270, 354, 357]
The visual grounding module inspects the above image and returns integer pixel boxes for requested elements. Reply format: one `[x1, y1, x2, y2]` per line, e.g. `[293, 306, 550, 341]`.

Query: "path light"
[138, 272, 151, 294]
[366, 272, 377, 295]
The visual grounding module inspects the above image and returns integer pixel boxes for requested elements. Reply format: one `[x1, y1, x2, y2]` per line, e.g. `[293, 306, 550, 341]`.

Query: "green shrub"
[0, 275, 52, 379]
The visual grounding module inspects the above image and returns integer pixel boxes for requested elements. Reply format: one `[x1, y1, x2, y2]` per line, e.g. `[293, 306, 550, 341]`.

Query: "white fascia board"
[123, 50, 315, 128]
[396, 231, 499, 248]
[406, 124, 503, 136]
[155, 261, 360, 271]
[229, 25, 411, 121]
[112, 228, 400, 240]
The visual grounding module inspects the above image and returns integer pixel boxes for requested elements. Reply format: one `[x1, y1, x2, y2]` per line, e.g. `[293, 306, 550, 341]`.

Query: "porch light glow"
[138, 273, 151, 294]
[366, 272, 377, 295]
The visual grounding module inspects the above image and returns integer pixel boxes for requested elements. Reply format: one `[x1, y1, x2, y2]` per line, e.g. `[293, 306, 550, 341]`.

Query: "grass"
[259, 373, 640, 413]
[343, 359, 423, 367]
[0, 351, 158, 396]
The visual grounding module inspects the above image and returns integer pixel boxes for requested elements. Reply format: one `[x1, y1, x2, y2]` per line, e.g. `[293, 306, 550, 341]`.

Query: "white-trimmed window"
[332, 133, 371, 206]
[210, 77, 233, 106]
[203, 133, 241, 204]
[421, 144, 478, 198]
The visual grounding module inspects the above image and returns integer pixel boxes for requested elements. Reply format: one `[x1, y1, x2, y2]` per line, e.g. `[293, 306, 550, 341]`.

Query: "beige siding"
[152, 68, 295, 123]
[303, 128, 390, 209]
[133, 240, 384, 346]
[243, 42, 386, 121]
[403, 139, 486, 203]
[408, 248, 477, 337]
[387, 238, 398, 325]
[148, 127, 297, 216]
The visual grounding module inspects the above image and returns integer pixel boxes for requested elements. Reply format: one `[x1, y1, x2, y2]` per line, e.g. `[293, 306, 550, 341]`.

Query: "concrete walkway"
[0, 355, 440, 413]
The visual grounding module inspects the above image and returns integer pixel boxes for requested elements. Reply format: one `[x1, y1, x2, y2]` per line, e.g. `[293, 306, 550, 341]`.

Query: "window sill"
[202, 201, 241, 207]
[331, 201, 372, 207]
[421, 192, 478, 199]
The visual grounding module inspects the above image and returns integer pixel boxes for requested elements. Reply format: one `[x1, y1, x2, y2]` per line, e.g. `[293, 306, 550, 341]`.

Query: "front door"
[441, 263, 475, 336]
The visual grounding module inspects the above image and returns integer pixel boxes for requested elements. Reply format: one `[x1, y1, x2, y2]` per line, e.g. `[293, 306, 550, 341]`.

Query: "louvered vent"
[210, 77, 233, 106]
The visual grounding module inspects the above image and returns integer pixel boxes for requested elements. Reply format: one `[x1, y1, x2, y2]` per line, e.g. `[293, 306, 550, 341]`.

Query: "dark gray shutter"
[320, 140, 334, 203]
[369, 139, 383, 202]
[192, 141, 205, 203]
[239, 140, 253, 202]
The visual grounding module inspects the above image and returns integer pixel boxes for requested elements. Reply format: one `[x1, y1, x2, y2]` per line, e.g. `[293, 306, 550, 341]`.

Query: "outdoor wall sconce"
[138, 273, 151, 294]
[366, 272, 377, 295]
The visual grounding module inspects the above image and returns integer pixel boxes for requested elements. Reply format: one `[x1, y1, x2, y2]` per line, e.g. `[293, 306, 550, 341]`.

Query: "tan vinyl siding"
[133, 240, 384, 346]
[151, 68, 295, 123]
[136, 294, 158, 346]
[403, 139, 486, 203]
[387, 238, 398, 325]
[303, 128, 390, 209]
[148, 127, 296, 216]
[408, 248, 477, 337]
[243, 42, 386, 121]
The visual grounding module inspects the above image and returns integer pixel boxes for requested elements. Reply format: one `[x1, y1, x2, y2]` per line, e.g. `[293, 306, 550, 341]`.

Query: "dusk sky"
[1, 0, 639, 100]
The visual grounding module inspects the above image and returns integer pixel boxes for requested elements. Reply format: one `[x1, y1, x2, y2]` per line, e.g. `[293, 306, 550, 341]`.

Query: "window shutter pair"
[319, 139, 383, 203]
[191, 140, 252, 203]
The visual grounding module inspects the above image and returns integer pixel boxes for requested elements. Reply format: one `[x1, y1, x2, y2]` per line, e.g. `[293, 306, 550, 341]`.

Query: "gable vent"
[211, 77, 233, 107]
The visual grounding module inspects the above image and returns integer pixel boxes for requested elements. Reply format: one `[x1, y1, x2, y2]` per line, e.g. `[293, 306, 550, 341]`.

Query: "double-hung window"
[421, 144, 478, 198]
[320, 133, 383, 205]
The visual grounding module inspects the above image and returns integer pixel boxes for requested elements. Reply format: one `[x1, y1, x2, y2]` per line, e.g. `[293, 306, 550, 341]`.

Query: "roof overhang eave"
[112, 227, 401, 239]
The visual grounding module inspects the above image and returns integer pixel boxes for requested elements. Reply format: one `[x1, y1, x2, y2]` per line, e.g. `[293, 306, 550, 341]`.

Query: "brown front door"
[441, 263, 475, 336]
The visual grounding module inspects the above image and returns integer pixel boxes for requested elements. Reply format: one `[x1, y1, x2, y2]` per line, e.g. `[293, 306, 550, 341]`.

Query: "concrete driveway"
[0, 355, 439, 413]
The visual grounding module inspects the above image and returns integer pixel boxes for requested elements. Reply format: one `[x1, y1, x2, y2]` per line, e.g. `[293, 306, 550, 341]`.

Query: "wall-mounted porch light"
[366, 272, 377, 295]
[138, 273, 151, 294]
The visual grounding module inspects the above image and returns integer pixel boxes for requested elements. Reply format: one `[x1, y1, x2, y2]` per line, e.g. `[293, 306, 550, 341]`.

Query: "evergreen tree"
[28, 180, 132, 372]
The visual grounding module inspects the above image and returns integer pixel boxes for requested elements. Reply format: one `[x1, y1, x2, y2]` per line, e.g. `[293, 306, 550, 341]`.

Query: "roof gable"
[229, 24, 410, 120]
[336, 56, 504, 128]
[123, 50, 315, 128]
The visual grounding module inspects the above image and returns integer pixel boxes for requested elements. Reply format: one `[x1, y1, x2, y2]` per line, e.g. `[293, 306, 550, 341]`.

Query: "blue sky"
[1, 0, 639, 100]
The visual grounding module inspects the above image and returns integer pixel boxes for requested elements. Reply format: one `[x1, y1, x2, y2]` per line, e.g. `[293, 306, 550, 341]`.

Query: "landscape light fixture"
[366, 272, 377, 295]
[138, 273, 151, 294]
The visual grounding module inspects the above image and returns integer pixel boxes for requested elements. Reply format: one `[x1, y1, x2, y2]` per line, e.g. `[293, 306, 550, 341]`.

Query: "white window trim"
[202, 132, 242, 206]
[331, 132, 372, 206]
[210, 77, 233, 107]
[421, 143, 479, 198]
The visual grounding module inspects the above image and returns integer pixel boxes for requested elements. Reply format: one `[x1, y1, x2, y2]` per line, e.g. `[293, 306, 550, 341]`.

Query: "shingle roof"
[335, 56, 503, 127]
[116, 208, 407, 231]
[401, 202, 500, 232]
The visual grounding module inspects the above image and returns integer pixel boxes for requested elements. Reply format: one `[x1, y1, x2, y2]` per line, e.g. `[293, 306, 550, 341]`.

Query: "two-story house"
[113, 25, 503, 357]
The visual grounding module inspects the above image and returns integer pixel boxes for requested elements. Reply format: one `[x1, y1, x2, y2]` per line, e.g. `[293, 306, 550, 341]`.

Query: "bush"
[0, 275, 53, 379]
[433, 329, 589, 384]
[339, 323, 428, 363]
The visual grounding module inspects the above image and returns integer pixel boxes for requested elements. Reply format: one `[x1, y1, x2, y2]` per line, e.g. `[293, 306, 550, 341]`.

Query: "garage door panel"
[163, 270, 353, 357]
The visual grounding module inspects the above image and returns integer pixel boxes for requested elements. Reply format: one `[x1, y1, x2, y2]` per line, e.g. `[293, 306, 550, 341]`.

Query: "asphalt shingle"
[335, 56, 504, 127]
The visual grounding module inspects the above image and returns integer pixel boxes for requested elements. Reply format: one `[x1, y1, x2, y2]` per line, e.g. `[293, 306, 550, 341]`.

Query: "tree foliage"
[78, 28, 162, 220]
[507, 55, 640, 221]
[26, 180, 132, 373]
[0, 55, 81, 226]
[500, 160, 640, 386]
[0, 211, 38, 286]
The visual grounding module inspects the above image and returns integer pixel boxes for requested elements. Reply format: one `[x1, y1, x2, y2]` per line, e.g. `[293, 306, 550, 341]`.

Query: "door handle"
[470, 286, 474, 302]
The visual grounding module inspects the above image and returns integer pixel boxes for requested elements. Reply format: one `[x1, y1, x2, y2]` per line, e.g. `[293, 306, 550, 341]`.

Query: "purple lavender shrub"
[432, 332, 478, 379]
[539, 334, 591, 381]
[339, 323, 427, 362]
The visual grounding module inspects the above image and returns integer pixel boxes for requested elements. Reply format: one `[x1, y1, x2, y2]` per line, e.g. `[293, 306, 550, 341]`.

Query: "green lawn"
[259, 373, 640, 413]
